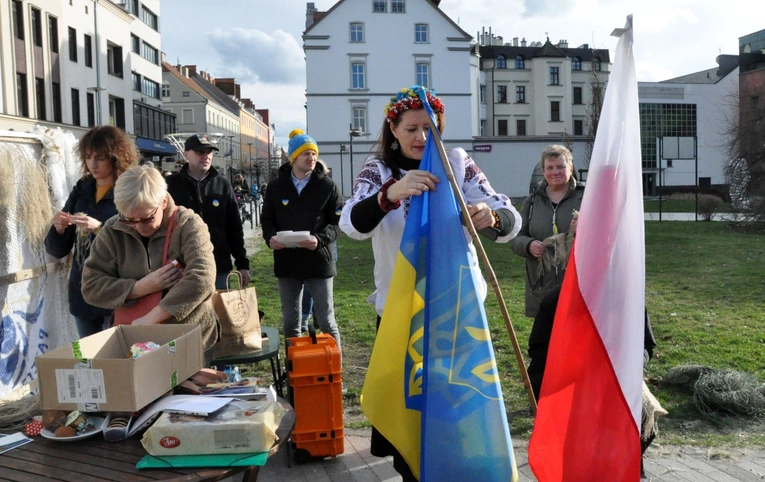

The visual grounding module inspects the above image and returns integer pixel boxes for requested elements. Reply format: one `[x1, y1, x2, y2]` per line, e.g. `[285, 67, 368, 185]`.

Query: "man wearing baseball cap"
[166, 135, 250, 288]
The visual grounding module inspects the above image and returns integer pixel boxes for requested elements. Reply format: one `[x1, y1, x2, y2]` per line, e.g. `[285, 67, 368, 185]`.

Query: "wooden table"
[211, 326, 285, 398]
[0, 398, 295, 482]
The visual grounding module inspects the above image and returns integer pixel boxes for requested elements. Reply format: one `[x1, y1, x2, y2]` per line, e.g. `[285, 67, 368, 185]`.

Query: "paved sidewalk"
[254, 429, 765, 481]
[644, 212, 747, 221]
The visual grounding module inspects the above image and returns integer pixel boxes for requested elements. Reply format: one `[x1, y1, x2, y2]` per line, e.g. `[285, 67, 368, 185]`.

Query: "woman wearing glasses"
[45, 126, 139, 338]
[82, 166, 218, 363]
[510, 145, 583, 318]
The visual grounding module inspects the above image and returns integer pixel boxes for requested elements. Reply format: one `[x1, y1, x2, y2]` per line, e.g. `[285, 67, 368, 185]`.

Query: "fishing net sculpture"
[664, 365, 765, 421]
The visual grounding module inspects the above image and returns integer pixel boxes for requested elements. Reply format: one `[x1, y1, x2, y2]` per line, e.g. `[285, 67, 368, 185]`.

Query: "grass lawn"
[248, 221, 765, 447]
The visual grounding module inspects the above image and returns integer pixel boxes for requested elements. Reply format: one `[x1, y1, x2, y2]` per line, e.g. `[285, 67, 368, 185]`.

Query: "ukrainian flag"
[361, 90, 518, 481]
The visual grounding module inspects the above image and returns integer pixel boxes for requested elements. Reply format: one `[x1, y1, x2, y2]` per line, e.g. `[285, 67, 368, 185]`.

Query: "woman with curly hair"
[45, 125, 139, 338]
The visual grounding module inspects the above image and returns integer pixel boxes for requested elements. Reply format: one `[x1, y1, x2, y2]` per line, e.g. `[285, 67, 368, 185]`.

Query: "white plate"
[40, 416, 106, 441]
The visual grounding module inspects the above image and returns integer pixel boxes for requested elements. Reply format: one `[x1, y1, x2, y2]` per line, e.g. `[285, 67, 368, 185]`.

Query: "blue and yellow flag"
[361, 90, 518, 481]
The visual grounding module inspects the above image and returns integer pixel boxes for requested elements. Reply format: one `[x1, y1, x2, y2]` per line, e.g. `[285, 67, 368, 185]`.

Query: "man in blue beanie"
[261, 129, 343, 358]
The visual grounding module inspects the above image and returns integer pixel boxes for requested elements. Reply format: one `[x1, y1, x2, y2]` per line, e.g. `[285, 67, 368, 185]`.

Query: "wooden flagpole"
[426, 115, 538, 415]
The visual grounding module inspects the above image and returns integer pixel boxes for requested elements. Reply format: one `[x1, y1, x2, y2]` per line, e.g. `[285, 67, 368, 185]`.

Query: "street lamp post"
[247, 142, 253, 186]
[349, 124, 362, 192]
[339, 144, 346, 197]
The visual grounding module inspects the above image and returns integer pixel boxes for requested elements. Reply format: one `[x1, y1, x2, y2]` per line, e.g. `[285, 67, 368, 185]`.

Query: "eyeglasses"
[120, 206, 159, 226]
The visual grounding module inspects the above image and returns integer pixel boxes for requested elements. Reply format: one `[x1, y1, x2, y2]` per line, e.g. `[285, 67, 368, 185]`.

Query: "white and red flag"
[528, 15, 645, 482]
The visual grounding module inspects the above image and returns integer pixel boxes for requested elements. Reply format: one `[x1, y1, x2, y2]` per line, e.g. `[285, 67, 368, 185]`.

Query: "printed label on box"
[55, 368, 107, 404]
[213, 428, 250, 450]
[168, 340, 177, 355]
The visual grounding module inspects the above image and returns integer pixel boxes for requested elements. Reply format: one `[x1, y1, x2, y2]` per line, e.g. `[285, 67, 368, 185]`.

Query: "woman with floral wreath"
[45, 126, 139, 338]
[339, 86, 522, 480]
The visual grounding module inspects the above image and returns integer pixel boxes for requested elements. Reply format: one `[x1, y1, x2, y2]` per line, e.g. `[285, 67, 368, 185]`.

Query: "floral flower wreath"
[384, 86, 445, 123]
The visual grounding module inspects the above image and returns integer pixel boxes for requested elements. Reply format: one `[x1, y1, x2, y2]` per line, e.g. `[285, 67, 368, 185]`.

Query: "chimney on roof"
[306, 2, 317, 29]
[186, 65, 197, 77]
[495, 36, 503, 46]
[558, 39, 568, 48]
[513, 37, 519, 47]
[521, 37, 527, 47]
[578, 43, 589, 49]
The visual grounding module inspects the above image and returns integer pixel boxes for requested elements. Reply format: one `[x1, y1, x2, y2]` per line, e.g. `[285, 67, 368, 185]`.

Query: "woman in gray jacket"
[510, 145, 583, 318]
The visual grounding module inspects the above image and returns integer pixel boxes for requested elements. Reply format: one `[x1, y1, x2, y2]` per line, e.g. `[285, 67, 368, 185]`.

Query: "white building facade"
[303, 0, 474, 196]
[0, 0, 175, 159]
[637, 55, 739, 197]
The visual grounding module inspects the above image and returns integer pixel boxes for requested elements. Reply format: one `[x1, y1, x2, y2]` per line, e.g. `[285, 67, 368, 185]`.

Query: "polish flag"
[528, 16, 645, 482]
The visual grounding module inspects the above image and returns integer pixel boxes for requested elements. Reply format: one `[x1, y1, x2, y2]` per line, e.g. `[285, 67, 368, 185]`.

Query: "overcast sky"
[160, 0, 762, 147]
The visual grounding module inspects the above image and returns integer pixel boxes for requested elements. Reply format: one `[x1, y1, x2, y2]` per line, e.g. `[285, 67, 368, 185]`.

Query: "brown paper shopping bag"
[212, 272, 262, 358]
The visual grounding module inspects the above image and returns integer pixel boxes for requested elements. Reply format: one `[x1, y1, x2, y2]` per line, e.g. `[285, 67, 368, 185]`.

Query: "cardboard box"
[36, 324, 203, 412]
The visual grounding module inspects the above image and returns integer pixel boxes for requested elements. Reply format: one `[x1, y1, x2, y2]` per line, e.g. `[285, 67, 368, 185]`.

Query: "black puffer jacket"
[166, 165, 249, 274]
[261, 162, 342, 279]
[44, 177, 118, 318]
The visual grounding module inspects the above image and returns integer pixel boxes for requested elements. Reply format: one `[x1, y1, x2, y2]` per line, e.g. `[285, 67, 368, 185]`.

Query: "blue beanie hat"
[287, 129, 318, 162]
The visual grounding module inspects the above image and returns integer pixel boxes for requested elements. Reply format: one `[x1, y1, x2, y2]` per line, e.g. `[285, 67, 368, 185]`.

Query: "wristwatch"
[379, 179, 402, 212]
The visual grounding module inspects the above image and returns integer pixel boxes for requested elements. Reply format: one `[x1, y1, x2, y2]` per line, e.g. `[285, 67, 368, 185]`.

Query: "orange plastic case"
[287, 333, 344, 461]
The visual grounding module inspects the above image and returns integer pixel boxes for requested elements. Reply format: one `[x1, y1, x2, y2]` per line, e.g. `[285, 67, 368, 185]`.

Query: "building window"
[84, 34, 93, 67]
[495, 55, 506, 69]
[131, 34, 140, 53]
[129, 0, 139, 16]
[48, 16, 59, 53]
[108, 96, 125, 129]
[182, 91, 190, 97]
[373, 1, 387, 12]
[71, 88, 81, 126]
[142, 77, 160, 99]
[351, 62, 365, 89]
[639, 103, 697, 169]
[415, 24, 428, 43]
[16, 73, 29, 117]
[497, 119, 508, 136]
[132, 71, 141, 91]
[141, 41, 159, 65]
[350, 23, 364, 43]
[551, 101, 560, 122]
[391, 0, 405, 12]
[496, 85, 507, 103]
[515, 55, 525, 69]
[86, 92, 95, 127]
[52, 82, 62, 122]
[35, 78, 46, 120]
[479, 85, 485, 103]
[592, 58, 601, 71]
[573, 86, 583, 105]
[31, 8, 43, 47]
[107, 43, 123, 77]
[416, 63, 429, 88]
[181, 108, 193, 124]
[141, 5, 158, 30]
[12, 0, 24, 40]
[162, 83, 170, 97]
[572, 57, 581, 71]
[517, 119, 527, 136]
[574, 119, 584, 135]
[550, 66, 560, 85]
[516, 85, 525, 103]
[68, 27, 77, 62]
[352, 106, 367, 133]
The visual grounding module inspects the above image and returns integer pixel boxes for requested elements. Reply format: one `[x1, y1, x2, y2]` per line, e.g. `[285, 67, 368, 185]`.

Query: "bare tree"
[721, 79, 765, 221]
[584, 63, 606, 169]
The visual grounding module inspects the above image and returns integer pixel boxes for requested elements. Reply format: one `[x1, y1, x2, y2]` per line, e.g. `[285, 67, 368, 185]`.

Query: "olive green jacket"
[509, 178, 584, 317]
